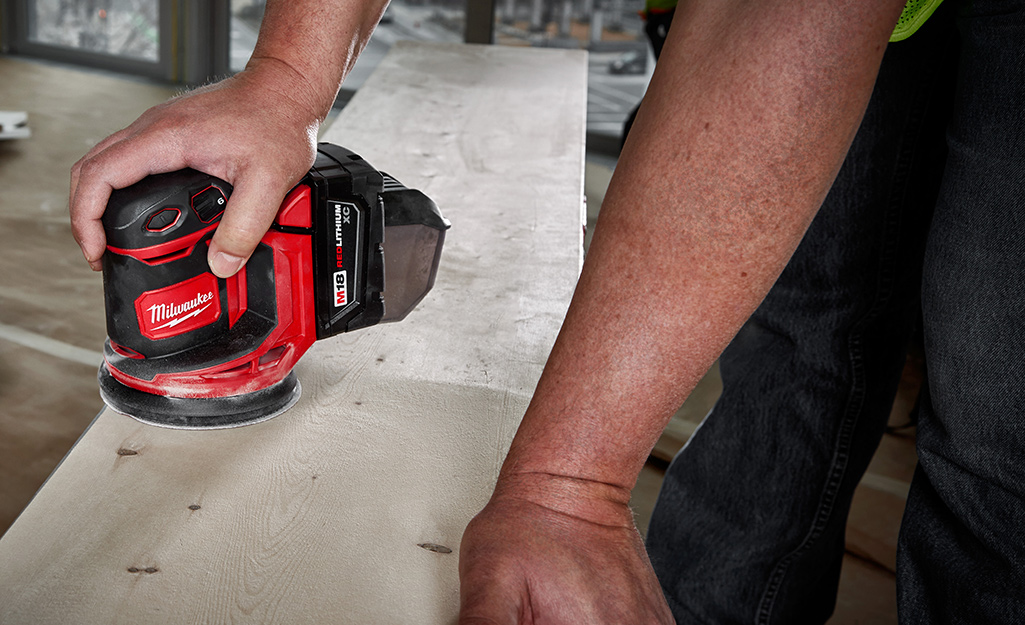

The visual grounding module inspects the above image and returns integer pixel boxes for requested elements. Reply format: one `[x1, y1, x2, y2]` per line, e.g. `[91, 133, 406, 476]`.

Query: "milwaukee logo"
[148, 291, 215, 329]
[135, 273, 222, 341]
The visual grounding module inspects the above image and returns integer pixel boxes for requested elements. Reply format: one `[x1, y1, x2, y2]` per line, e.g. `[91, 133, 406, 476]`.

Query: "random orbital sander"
[97, 143, 449, 429]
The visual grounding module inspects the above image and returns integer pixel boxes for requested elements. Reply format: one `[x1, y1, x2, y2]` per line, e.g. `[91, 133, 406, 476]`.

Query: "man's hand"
[459, 473, 674, 624]
[69, 58, 321, 277]
[69, 0, 388, 277]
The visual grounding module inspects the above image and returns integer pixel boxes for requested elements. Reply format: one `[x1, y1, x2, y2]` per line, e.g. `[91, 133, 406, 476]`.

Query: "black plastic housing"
[304, 146, 450, 336]
[305, 144, 387, 338]
[379, 173, 450, 322]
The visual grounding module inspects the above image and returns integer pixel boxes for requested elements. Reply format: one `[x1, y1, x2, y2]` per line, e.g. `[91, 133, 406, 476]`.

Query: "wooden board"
[0, 41, 587, 625]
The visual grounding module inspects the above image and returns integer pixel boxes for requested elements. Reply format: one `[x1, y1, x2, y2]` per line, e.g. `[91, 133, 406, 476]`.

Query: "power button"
[145, 208, 181, 232]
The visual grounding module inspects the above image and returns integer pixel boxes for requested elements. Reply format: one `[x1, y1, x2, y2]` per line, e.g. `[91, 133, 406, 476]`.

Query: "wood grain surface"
[0, 42, 586, 625]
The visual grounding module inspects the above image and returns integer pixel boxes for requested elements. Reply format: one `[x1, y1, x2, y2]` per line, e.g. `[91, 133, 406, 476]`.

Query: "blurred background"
[8, 0, 657, 150]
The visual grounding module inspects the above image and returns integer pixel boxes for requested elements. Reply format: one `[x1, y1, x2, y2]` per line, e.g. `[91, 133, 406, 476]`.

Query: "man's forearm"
[246, 0, 390, 123]
[499, 0, 908, 499]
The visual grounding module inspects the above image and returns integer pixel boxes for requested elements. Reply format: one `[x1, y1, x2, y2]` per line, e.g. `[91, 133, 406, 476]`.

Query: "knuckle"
[78, 155, 104, 179]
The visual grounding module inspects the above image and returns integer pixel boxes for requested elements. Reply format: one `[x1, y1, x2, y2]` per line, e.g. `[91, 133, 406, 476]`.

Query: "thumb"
[207, 171, 288, 278]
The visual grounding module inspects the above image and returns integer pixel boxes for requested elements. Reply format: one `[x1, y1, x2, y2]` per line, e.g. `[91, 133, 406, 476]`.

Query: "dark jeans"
[645, 1, 1025, 623]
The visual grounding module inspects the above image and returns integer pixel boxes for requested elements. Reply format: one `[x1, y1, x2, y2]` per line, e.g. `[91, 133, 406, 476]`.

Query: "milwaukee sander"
[98, 143, 449, 429]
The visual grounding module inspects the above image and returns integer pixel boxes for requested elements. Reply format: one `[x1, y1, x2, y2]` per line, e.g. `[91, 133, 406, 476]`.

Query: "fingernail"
[210, 251, 245, 278]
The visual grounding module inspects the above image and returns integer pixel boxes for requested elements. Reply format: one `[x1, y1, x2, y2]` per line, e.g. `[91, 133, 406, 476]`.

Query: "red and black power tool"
[98, 143, 449, 429]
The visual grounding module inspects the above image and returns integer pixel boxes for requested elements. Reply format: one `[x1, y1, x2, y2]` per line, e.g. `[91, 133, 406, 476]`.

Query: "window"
[27, 0, 160, 61]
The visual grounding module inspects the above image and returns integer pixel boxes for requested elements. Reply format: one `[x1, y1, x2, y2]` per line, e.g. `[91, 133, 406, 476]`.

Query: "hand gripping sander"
[98, 143, 449, 429]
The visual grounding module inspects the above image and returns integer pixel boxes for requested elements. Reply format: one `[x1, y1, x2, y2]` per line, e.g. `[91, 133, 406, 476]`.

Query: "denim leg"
[645, 6, 959, 624]
[897, 2, 1025, 622]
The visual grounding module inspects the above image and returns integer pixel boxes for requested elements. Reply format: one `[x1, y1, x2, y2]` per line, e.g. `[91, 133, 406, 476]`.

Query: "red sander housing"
[98, 143, 449, 429]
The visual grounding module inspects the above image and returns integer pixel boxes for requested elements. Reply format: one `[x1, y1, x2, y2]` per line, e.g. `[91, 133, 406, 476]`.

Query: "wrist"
[497, 400, 659, 496]
[491, 470, 635, 529]
[241, 55, 334, 127]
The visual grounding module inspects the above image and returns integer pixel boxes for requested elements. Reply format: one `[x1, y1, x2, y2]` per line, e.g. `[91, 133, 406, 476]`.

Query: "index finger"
[70, 132, 187, 269]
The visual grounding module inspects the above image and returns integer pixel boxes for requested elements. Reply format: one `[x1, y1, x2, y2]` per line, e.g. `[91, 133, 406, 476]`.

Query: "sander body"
[98, 143, 449, 429]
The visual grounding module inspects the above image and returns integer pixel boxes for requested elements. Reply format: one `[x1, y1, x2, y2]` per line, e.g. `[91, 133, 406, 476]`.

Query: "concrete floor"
[0, 53, 912, 623]
[0, 55, 177, 536]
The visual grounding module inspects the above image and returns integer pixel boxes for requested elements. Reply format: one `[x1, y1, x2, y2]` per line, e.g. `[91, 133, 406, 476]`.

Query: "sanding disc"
[98, 363, 301, 430]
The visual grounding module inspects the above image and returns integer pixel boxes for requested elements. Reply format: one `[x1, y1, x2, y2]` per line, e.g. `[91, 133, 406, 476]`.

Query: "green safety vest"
[644, 0, 677, 12]
[891, 0, 945, 41]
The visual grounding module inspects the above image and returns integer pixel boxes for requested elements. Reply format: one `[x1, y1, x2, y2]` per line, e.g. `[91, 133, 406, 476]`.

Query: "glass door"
[28, 0, 160, 61]
[8, 0, 174, 79]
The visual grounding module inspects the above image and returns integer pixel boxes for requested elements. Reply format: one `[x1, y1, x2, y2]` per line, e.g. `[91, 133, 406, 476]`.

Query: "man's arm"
[69, 0, 389, 277]
[459, 0, 907, 622]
